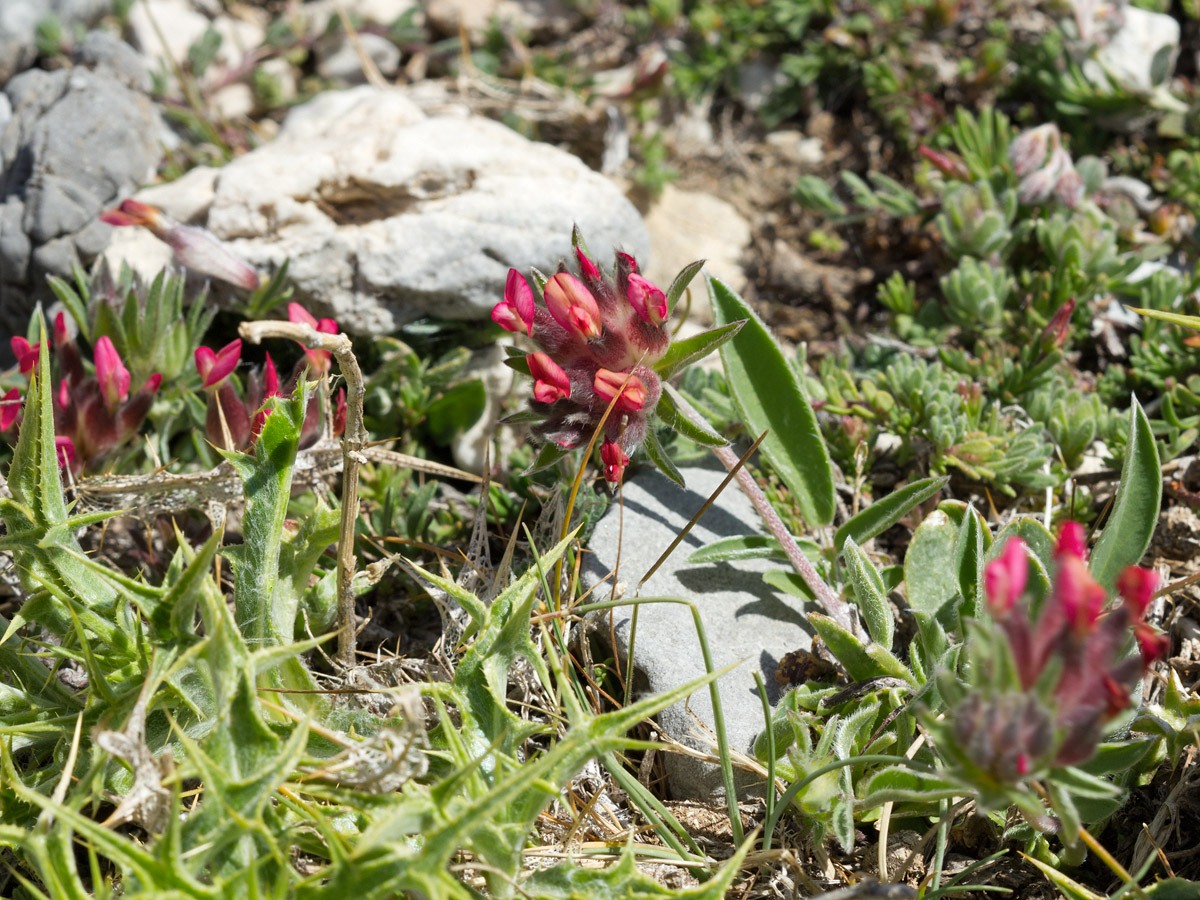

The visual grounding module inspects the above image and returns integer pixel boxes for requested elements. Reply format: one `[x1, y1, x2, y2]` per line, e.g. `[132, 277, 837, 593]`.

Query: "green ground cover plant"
[4, 0, 1200, 897]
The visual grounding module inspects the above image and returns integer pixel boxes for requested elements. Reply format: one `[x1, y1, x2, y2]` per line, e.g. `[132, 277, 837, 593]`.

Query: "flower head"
[195, 339, 242, 388]
[101, 199, 260, 290]
[593, 368, 649, 412]
[492, 269, 536, 336]
[527, 353, 571, 404]
[94, 336, 131, 414]
[11, 337, 40, 375]
[627, 273, 667, 327]
[544, 273, 603, 340]
[600, 439, 630, 484]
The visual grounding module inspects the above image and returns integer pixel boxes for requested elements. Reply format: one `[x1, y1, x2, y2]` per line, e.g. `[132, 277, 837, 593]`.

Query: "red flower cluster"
[961, 522, 1169, 777]
[4, 314, 164, 476]
[492, 242, 670, 483]
[193, 303, 344, 452]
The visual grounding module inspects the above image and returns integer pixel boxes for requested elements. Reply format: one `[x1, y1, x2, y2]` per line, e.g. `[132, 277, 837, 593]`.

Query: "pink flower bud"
[0, 387, 20, 431]
[142, 373, 163, 394]
[1042, 297, 1075, 349]
[1055, 521, 1087, 560]
[492, 269, 535, 336]
[527, 352, 571, 404]
[544, 273, 602, 340]
[575, 246, 601, 282]
[10, 337, 40, 375]
[1134, 622, 1169, 665]
[593, 368, 648, 412]
[263, 353, 280, 398]
[102, 199, 260, 290]
[94, 336, 130, 413]
[627, 273, 667, 327]
[53, 312, 70, 348]
[195, 339, 242, 388]
[600, 439, 630, 483]
[287, 303, 338, 373]
[985, 537, 1028, 616]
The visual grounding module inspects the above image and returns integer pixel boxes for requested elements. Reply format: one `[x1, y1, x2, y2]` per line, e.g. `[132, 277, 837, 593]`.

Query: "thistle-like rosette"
[494, 229, 737, 485]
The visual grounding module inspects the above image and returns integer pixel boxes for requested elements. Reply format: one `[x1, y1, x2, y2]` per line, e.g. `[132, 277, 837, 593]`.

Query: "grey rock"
[0, 0, 113, 87]
[31, 232, 78, 272]
[0, 59, 162, 338]
[76, 29, 152, 92]
[582, 461, 814, 801]
[105, 86, 649, 335]
[0, 196, 30, 282]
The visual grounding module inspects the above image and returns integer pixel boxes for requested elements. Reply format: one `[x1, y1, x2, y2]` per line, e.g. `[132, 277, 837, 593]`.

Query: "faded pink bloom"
[0, 387, 20, 431]
[1055, 521, 1088, 560]
[195, 339, 242, 388]
[287, 303, 338, 373]
[1055, 167, 1085, 209]
[527, 352, 571, 404]
[492, 269, 536, 336]
[627, 273, 667, 327]
[1009, 124, 1057, 177]
[93, 336, 130, 413]
[11, 337, 40, 375]
[1116, 565, 1158, 617]
[544, 273, 602, 340]
[101, 200, 260, 290]
[600, 439, 630, 483]
[593, 368, 648, 412]
[985, 537, 1028, 616]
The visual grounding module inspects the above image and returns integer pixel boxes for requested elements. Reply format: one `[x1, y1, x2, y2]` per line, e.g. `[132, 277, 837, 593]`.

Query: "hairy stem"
[711, 443, 852, 631]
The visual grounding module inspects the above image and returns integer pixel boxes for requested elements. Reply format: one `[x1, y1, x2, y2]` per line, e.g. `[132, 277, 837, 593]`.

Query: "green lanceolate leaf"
[1090, 396, 1161, 591]
[834, 476, 949, 553]
[641, 426, 684, 487]
[664, 259, 706, 316]
[904, 509, 960, 616]
[656, 382, 728, 447]
[842, 538, 893, 650]
[955, 506, 987, 621]
[709, 277, 836, 526]
[689, 534, 821, 564]
[653, 318, 745, 381]
[1126, 305, 1200, 331]
[808, 613, 913, 684]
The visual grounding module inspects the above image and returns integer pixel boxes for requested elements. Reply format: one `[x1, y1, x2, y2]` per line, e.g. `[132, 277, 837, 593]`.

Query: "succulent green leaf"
[842, 538, 893, 650]
[709, 277, 835, 526]
[808, 613, 913, 684]
[834, 475, 949, 553]
[1090, 396, 1160, 591]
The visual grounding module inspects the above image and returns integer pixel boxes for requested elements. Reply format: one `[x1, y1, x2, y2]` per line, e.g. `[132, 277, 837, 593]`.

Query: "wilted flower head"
[494, 231, 677, 484]
[101, 199, 260, 290]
